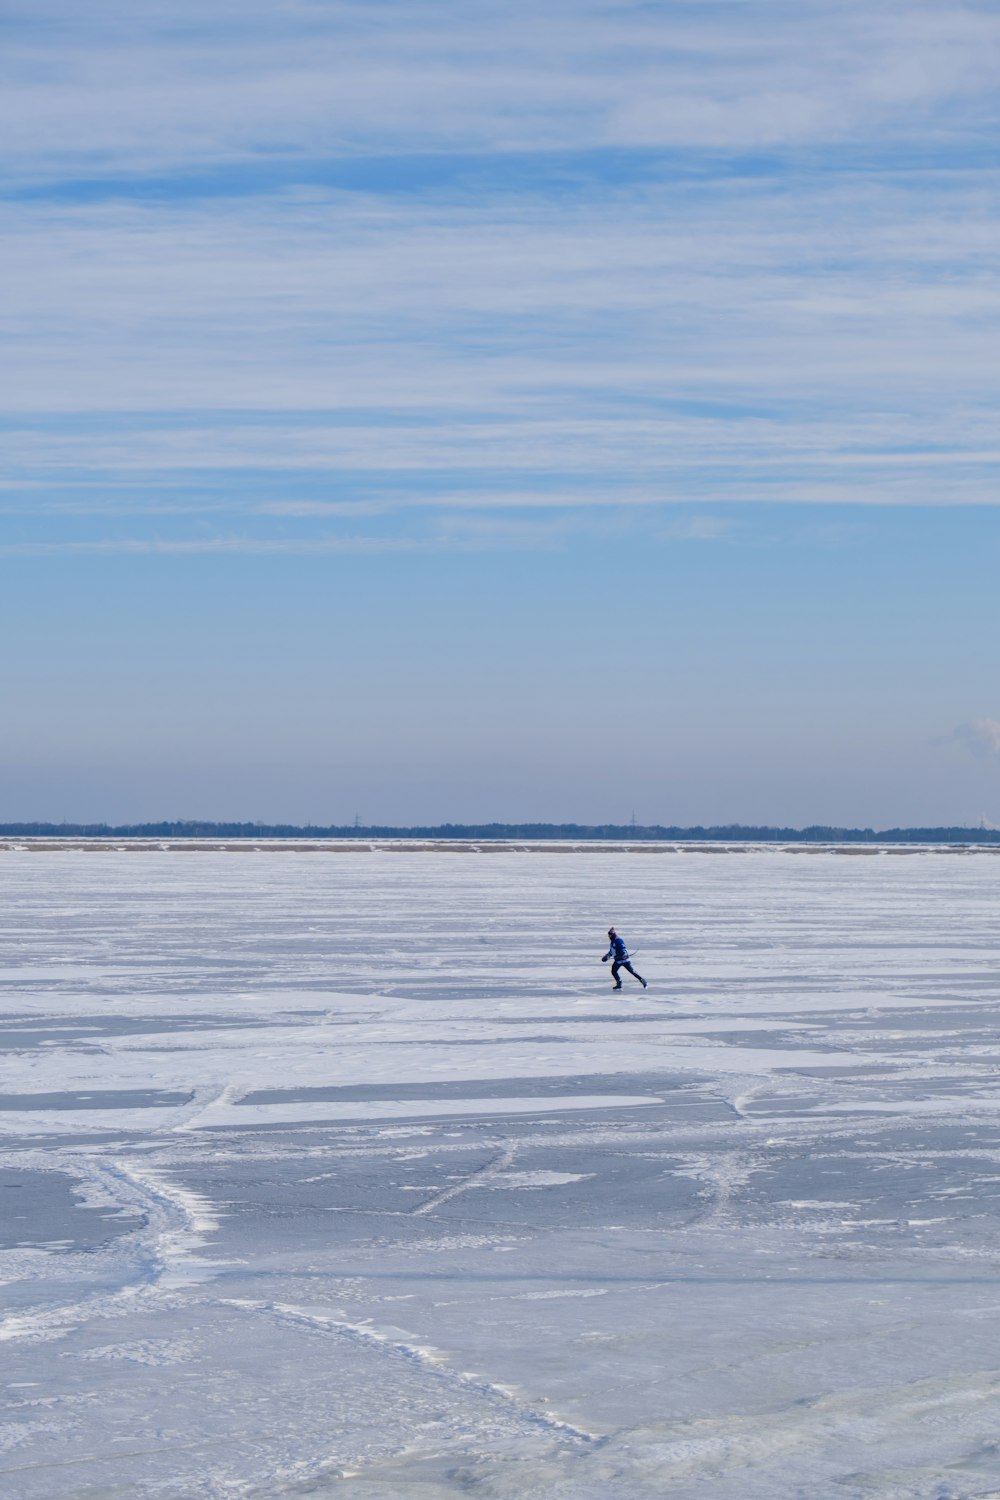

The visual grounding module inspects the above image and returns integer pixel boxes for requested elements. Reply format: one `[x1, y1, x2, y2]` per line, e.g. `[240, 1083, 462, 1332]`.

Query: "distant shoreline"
[2, 821, 1000, 848]
[2, 840, 1000, 856]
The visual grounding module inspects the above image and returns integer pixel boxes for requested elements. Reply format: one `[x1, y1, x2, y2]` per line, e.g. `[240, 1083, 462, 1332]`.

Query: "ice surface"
[2, 846, 1000, 1497]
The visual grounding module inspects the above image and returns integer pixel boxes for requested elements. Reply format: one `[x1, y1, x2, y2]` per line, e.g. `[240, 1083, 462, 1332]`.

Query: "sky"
[3, 0, 1000, 827]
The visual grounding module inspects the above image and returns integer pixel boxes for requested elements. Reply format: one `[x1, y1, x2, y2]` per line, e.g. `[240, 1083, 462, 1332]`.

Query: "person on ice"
[602, 927, 647, 990]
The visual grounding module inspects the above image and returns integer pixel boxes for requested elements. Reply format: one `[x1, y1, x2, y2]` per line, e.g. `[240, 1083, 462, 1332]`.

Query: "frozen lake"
[2, 844, 1000, 1498]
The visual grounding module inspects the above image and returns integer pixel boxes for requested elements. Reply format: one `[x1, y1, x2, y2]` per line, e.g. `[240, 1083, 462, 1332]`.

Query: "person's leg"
[623, 961, 647, 987]
[611, 960, 623, 988]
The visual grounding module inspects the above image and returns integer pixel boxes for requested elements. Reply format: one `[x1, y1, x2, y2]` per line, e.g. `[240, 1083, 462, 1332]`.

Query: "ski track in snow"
[3, 846, 1000, 1497]
[409, 1142, 519, 1215]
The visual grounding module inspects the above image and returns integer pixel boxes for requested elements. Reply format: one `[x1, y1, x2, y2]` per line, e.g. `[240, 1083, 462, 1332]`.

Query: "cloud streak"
[953, 720, 1000, 760]
[3, 3, 1000, 542]
[3, 3, 999, 180]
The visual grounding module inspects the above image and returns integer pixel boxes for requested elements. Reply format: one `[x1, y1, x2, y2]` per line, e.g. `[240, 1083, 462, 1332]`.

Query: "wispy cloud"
[3, 3, 999, 180]
[659, 515, 734, 542]
[0, 536, 425, 556]
[0, 527, 565, 556]
[3, 3, 1000, 544]
[953, 720, 1000, 759]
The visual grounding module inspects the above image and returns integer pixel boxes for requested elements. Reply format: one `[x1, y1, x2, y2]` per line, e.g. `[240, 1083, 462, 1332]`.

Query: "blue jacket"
[605, 935, 628, 961]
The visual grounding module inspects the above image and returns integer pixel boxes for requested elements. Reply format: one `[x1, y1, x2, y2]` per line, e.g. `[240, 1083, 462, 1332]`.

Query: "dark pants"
[612, 958, 644, 987]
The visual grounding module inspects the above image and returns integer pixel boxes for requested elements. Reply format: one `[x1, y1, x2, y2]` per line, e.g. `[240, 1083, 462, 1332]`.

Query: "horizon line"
[2, 819, 1000, 845]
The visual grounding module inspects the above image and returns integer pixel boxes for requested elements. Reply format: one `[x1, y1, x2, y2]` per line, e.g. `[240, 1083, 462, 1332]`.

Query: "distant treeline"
[3, 820, 1000, 844]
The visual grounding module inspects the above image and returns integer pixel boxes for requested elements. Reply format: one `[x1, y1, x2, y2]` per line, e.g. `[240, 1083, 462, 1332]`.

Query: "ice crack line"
[172, 1079, 244, 1133]
[0, 1153, 203, 1346]
[111, 1158, 221, 1265]
[221, 1298, 603, 1445]
[410, 1142, 518, 1216]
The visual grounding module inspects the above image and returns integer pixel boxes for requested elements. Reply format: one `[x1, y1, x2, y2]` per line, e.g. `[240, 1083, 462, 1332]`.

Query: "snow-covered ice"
[2, 844, 1000, 1497]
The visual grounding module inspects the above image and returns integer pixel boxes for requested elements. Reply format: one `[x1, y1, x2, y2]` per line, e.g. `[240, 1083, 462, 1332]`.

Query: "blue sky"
[3, 0, 1000, 826]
